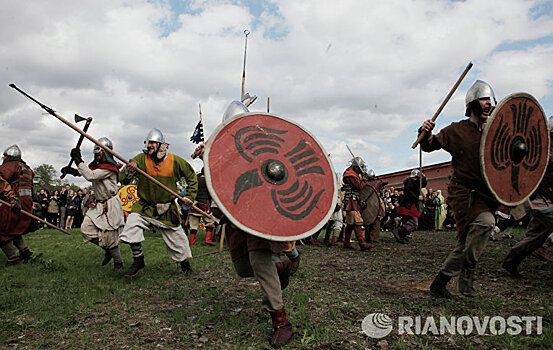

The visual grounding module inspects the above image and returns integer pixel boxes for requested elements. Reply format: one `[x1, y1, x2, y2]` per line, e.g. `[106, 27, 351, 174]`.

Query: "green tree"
[34, 164, 64, 192]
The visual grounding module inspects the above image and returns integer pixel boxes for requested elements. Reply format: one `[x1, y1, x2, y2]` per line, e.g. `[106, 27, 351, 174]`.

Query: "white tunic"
[78, 163, 125, 248]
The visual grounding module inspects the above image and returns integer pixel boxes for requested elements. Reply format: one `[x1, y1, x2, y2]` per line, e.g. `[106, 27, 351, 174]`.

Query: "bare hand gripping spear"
[9, 83, 219, 224]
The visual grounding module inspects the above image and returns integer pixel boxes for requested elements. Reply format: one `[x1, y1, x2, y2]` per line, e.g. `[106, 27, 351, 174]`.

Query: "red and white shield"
[204, 113, 337, 241]
[480, 92, 550, 206]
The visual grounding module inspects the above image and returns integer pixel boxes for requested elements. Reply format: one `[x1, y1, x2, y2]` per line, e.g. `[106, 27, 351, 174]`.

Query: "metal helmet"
[94, 137, 116, 165]
[367, 169, 376, 180]
[350, 156, 367, 173]
[465, 80, 496, 116]
[3, 144, 21, 158]
[142, 128, 166, 152]
[410, 169, 420, 178]
[548, 116, 553, 132]
[222, 100, 249, 122]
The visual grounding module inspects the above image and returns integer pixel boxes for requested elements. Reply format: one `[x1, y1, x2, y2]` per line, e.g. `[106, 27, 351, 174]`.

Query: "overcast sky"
[1, 0, 553, 188]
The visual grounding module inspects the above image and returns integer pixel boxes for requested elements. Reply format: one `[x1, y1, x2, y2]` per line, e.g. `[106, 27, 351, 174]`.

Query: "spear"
[241, 29, 250, 101]
[0, 198, 70, 235]
[9, 83, 219, 224]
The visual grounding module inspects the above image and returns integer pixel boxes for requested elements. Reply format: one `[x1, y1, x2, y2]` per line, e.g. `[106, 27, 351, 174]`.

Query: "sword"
[346, 144, 368, 178]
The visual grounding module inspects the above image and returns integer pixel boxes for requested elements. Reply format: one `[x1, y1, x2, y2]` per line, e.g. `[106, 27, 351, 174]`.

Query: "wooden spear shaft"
[0, 198, 71, 235]
[9, 84, 219, 224]
[411, 61, 473, 149]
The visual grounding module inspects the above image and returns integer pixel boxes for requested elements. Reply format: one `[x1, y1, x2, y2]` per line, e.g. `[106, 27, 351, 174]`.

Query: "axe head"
[74, 114, 90, 123]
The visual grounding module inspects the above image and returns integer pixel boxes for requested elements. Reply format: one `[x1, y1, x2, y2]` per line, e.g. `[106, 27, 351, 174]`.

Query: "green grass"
[0, 227, 551, 349]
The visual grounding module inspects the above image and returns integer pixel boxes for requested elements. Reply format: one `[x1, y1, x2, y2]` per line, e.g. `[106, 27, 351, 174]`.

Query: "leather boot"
[189, 231, 198, 245]
[343, 226, 355, 250]
[502, 250, 523, 278]
[330, 235, 339, 246]
[180, 259, 195, 275]
[124, 256, 145, 277]
[532, 242, 553, 262]
[458, 267, 476, 297]
[354, 226, 372, 251]
[19, 248, 33, 263]
[113, 261, 123, 271]
[101, 249, 112, 266]
[275, 260, 292, 290]
[204, 228, 215, 246]
[430, 272, 453, 298]
[289, 251, 301, 275]
[5, 256, 20, 266]
[391, 227, 405, 243]
[270, 308, 293, 347]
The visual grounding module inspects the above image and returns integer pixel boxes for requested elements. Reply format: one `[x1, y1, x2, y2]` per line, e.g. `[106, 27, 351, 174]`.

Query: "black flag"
[190, 120, 204, 144]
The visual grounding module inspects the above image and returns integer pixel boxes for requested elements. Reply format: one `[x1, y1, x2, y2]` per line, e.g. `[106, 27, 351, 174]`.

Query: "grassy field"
[1, 227, 551, 349]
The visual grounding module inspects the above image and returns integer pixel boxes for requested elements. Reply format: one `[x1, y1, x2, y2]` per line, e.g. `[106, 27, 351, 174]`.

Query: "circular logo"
[362, 313, 393, 338]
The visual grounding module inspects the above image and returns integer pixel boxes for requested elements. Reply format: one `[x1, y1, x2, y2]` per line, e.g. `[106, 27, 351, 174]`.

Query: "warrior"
[392, 169, 426, 244]
[0, 145, 37, 265]
[188, 167, 216, 246]
[119, 128, 198, 276]
[61, 137, 126, 270]
[342, 157, 372, 251]
[196, 101, 295, 346]
[363, 169, 388, 244]
[420, 80, 500, 298]
[502, 117, 553, 277]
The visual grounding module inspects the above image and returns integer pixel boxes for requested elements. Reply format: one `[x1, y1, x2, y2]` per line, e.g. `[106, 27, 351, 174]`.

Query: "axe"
[9, 83, 220, 224]
[60, 114, 93, 179]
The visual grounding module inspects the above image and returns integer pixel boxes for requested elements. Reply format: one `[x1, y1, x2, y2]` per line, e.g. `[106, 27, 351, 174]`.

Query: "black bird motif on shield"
[232, 125, 326, 220]
[490, 100, 544, 195]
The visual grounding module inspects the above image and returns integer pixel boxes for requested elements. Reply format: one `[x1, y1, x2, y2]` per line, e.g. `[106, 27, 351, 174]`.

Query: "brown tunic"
[225, 222, 291, 262]
[0, 158, 38, 240]
[421, 119, 499, 238]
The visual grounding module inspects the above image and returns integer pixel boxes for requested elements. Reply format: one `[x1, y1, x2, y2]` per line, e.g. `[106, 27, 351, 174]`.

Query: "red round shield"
[205, 113, 337, 241]
[480, 92, 550, 206]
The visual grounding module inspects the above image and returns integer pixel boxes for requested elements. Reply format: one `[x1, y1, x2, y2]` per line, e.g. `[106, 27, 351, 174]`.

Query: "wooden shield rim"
[360, 184, 380, 224]
[479, 92, 550, 206]
[204, 112, 338, 241]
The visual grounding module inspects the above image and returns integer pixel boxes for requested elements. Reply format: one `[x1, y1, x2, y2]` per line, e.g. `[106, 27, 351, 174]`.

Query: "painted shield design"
[480, 92, 550, 206]
[360, 185, 381, 225]
[205, 113, 337, 241]
[117, 184, 140, 212]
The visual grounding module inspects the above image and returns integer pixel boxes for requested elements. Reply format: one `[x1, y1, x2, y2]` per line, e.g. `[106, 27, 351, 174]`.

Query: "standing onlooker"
[65, 189, 77, 229]
[74, 189, 84, 227]
[47, 190, 60, 227]
[59, 184, 70, 229]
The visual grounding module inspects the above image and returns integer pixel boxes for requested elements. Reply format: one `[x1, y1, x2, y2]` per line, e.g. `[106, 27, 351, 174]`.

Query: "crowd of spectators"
[31, 184, 95, 229]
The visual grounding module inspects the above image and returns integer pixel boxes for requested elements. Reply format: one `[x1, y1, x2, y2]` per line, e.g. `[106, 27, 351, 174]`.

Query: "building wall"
[377, 161, 452, 198]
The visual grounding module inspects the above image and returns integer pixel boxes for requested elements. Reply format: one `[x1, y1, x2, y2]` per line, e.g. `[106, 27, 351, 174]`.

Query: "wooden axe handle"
[412, 62, 473, 149]
[0, 198, 71, 235]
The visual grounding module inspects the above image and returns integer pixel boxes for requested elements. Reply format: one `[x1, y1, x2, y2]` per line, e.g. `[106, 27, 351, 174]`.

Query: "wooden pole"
[9, 84, 219, 224]
[0, 198, 71, 235]
[267, 97, 270, 112]
[412, 61, 473, 149]
[241, 30, 250, 101]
